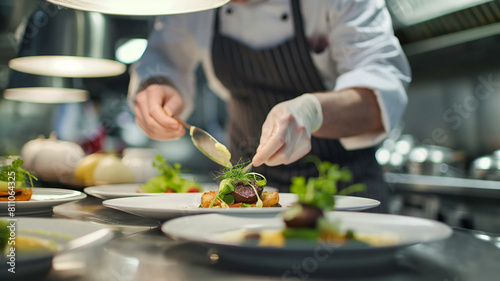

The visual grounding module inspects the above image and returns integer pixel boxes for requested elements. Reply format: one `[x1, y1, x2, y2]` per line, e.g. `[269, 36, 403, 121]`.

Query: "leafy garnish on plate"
[139, 155, 200, 193]
[283, 156, 365, 240]
[0, 157, 37, 187]
[290, 157, 366, 210]
[209, 159, 267, 208]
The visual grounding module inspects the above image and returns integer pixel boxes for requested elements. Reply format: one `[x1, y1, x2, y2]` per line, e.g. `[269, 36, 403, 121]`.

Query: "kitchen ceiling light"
[116, 39, 148, 64]
[46, 0, 230, 16]
[4, 71, 88, 103]
[4, 88, 88, 103]
[9, 5, 126, 77]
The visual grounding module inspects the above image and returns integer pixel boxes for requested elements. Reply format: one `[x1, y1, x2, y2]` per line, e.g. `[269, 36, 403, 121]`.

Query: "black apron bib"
[211, 0, 388, 212]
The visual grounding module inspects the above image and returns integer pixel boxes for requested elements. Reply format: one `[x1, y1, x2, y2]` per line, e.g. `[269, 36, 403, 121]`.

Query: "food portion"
[74, 153, 135, 185]
[1, 220, 58, 257]
[221, 158, 388, 247]
[0, 157, 37, 201]
[138, 155, 201, 193]
[200, 161, 279, 208]
[21, 132, 85, 182]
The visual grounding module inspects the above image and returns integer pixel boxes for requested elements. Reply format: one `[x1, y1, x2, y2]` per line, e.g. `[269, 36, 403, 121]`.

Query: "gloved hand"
[252, 94, 323, 167]
[134, 84, 185, 140]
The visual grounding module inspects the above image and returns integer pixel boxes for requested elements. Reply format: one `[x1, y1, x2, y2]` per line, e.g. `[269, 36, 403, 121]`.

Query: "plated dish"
[161, 212, 453, 268]
[0, 188, 87, 215]
[84, 183, 221, 200]
[0, 218, 113, 278]
[101, 193, 380, 220]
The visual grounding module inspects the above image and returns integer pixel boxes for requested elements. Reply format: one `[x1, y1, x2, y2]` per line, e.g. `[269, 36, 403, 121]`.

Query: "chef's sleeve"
[328, 0, 412, 150]
[127, 13, 204, 120]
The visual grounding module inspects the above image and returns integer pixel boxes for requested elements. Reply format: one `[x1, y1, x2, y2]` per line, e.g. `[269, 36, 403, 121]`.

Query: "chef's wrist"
[138, 76, 176, 93]
[294, 93, 324, 134]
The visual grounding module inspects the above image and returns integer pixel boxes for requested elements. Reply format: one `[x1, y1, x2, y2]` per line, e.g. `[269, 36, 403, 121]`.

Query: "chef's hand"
[134, 84, 185, 140]
[252, 94, 323, 167]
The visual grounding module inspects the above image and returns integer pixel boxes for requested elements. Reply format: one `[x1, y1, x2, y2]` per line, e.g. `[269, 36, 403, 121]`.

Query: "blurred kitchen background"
[1, 0, 500, 232]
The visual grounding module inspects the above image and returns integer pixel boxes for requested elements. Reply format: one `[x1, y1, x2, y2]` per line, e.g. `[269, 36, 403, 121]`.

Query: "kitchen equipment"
[169, 115, 232, 168]
[407, 145, 466, 177]
[470, 150, 500, 180]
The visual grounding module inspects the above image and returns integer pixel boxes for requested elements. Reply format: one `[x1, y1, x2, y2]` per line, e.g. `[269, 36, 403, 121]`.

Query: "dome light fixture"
[4, 88, 88, 103]
[46, 0, 230, 16]
[4, 71, 88, 104]
[9, 6, 126, 78]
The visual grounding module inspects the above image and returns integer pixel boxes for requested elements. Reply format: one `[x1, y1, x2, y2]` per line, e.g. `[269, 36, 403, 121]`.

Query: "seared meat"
[284, 204, 324, 229]
[231, 181, 263, 203]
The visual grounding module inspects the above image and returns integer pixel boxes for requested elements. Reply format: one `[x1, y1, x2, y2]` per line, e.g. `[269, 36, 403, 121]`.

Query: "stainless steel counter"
[10, 195, 500, 281]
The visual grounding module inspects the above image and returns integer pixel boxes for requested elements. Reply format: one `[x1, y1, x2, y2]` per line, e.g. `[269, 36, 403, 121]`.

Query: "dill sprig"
[0, 157, 37, 187]
[214, 159, 252, 183]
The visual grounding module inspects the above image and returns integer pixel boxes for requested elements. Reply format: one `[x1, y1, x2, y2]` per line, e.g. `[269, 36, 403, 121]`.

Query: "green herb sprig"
[290, 156, 365, 210]
[0, 158, 37, 187]
[140, 155, 200, 193]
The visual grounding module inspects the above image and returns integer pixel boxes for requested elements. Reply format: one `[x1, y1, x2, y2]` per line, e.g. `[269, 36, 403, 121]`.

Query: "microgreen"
[0, 157, 37, 187]
[209, 159, 267, 208]
[140, 155, 200, 193]
[290, 156, 365, 210]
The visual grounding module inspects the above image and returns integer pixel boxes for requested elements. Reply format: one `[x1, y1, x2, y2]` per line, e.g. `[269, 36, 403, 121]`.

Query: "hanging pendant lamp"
[9, 4, 126, 78]
[45, 0, 230, 16]
[4, 71, 88, 103]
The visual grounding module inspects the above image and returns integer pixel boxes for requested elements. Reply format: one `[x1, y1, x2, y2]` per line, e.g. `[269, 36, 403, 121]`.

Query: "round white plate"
[102, 193, 380, 220]
[84, 183, 222, 200]
[0, 218, 113, 278]
[0, 188, 87, 215]
[161, 212, 452, 269]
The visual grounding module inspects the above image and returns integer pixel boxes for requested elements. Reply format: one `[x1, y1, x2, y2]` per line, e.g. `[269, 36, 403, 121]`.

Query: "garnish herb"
[290, 156, 365, 210]
[210, 160, 266, 208]
[0, 158, 37, 187]
[140, 155, 200, 193]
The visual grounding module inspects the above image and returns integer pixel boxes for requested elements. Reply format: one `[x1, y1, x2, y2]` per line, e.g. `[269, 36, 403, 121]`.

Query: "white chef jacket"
[128, 0, 411, 150]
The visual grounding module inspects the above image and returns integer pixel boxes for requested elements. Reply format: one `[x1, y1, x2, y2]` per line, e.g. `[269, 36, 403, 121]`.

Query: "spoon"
[168, 114, 232, 168]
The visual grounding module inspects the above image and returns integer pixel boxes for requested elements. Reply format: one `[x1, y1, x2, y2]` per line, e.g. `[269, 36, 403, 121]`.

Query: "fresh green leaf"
[0, 157, 37, 187]
[289, 156, 365, 210]
[338, 183, 366, 196]
[221, 194, 235, 205]
[140, 155, 201, 193]
[283, 227, 321, 240]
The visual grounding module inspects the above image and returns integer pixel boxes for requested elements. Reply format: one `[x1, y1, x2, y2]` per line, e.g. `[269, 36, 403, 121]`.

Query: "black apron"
[211, 0, 388, 213]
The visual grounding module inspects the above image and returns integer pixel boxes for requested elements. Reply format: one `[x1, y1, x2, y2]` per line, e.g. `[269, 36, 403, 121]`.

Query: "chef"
[127, 0, 411, 212]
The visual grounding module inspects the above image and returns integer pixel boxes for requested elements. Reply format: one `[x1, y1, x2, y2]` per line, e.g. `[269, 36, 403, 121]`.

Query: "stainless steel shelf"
[385, 173, 500, 198]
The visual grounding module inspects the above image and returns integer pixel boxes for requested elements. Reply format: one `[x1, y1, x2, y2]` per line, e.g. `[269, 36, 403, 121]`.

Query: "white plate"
[161, 212, 452, 269]
[84, 183, 223, 200]
[0, 218, 113, 278]
[102, 193, 380, 220]
[0, 188, 87, 215]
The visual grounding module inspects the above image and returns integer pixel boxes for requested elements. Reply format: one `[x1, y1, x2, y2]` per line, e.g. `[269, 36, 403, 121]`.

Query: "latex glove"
[252, 94, 323, 167]
[134, 84, 185, 140]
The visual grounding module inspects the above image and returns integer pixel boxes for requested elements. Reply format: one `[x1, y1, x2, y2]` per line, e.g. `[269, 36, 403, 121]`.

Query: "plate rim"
[161, 212, 453, 252]
[0, 187, 87, 204]
[101, 193, 380, 216]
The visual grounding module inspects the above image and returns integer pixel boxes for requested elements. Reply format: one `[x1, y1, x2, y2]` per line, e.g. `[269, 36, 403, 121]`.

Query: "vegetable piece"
[0, 157, 37, 187]
[0, 220, 8, 253]
[284, 156, 365, 240]
[139, 155, 201, 193]
[261, 191, 279, 207]
[289, 157, 365, 210]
